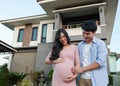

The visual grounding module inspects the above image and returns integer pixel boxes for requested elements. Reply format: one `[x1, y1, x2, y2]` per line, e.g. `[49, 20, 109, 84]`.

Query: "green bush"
[0, 64, 27, 86]
[108, 75, 113, 85]
[0, 64, 9, 86]
[8, 72, 27, 85]
[0, 72, 9, 86]
[48, 70, 53, 81]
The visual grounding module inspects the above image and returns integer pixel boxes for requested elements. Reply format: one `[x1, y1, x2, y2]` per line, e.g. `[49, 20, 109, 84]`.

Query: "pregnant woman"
[45, 29, 80, 86]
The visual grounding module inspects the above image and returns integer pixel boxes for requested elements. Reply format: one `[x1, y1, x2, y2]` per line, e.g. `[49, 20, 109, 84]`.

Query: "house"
[108, 52, 120, 86]
[0, 40, 17, 70]
[108, 52, 117, 73]
[108, 52, 120, 73]
[0, 0, 118, 75]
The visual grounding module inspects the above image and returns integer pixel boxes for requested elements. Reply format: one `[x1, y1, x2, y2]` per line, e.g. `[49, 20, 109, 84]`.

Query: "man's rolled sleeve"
[95, 42, 108, 67]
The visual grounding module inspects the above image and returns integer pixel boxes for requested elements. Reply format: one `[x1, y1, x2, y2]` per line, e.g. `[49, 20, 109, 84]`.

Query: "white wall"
[38, 19, 55, 43]
[12, 26, 25, 47]
[109, 56, 117, 72]
[30, 24, 39, 46]
[53, 26, 101, 37]
[117, 58, 120, 72]
[12, 19, 55, 47]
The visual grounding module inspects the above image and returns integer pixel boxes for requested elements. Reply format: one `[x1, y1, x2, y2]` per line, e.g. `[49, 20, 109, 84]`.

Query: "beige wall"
[12, 20, 55, 47]
[12, 26, 25, 47]
[10, 49, 37, 73]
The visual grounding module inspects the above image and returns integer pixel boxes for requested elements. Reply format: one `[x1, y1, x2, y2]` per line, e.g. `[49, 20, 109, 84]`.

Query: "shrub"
[108, 75, 113, 85]
[48, 70, 53, 81]
[0, 64, 9, 86]
[0, 64, 27, 86]
[8, 72, 27, 85]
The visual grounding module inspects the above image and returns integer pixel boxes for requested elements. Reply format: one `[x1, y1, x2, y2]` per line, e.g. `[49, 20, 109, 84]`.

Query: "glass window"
[41, 24, 47, 43]
[53, 23, 55, 30]
[17, 29, 24, 42]
[31, 27, 38, 41]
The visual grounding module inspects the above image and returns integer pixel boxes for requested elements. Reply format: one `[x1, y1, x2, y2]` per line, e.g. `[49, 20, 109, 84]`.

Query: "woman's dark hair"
[50, 28, 70, 61]
[82, 20, 97, 32]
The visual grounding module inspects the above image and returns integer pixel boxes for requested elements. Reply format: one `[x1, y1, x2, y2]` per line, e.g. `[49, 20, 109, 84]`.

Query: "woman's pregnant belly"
[54, 59, 74, 80]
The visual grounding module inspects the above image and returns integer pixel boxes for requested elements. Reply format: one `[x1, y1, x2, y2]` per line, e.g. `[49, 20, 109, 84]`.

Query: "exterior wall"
[53, 26, 105, 42]
[46, 23, 54, 42]
[53, 26, 101, 36]
[22, 24, 32, 46]
[12, 26, 25, 47]
[10, 49, 37, 73]
[55, 13, 62, 29]
[30, 24, 39, 46]
[112, 74, 120, 86]
[108, 54, 117, 73]
[35, 43, 52, 76]
[12, 20, 55, 47]
[8, 54, 13, 70]
[117, 58, 120, 72]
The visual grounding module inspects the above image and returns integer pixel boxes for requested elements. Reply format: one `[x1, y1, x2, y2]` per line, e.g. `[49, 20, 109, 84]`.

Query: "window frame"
[17, 29, 24, 42]
[41, 24, 47, 43]
[31, 27, 38, 41]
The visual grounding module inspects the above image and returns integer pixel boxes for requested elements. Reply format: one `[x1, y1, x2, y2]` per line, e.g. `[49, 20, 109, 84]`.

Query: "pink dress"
[48, 44, 80, 86]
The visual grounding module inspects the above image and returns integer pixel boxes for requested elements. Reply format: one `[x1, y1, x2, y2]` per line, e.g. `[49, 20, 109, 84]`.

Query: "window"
[17, 29, 24, 42]
[53, 23, 55, 30]
[31, 27, 38, 41]
[41, 24, 47, 43]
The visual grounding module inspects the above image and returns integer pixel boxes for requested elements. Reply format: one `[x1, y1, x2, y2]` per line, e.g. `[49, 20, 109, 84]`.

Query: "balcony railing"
[53, 24, 107, 42]
[62, 24, 82, 29]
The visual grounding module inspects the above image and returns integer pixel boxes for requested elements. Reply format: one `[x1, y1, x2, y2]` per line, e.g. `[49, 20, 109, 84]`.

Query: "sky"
[0, 0, 45, 65]
[0, 0, 45, 45]
[0, 0, 120, 59]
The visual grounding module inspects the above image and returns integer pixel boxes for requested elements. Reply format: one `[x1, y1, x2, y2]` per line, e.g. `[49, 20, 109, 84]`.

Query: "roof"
[38, 0, 105, 17]
[0, 14, 49, 30]
[0, 40, 17, 53]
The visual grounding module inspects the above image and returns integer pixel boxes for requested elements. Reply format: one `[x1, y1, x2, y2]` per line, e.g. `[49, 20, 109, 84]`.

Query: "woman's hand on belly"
[55, 57, 65, 64]
[63, 74, 77, 83]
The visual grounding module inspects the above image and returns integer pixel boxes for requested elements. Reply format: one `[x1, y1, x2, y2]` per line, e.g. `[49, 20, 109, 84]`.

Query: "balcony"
[53, 23, 106, 42]
[62, 24, 82, 36]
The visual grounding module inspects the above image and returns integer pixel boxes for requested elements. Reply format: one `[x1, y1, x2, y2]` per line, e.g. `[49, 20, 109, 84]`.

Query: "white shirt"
[81, 43, 92, 79]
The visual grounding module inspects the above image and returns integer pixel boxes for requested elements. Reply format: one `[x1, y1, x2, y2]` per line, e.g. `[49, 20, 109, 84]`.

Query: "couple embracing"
[45, 20, 108, 86]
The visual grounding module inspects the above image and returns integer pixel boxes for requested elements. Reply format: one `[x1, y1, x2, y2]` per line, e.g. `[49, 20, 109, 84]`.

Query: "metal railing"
[62, 24, 82, 29]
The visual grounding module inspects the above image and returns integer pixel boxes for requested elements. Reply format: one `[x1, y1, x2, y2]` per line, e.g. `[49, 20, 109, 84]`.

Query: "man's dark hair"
[82, 20, 97, 32]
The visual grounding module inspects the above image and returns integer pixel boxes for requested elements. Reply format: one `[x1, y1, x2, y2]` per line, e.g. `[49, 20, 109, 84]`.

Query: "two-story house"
[0, 0, 118, 75]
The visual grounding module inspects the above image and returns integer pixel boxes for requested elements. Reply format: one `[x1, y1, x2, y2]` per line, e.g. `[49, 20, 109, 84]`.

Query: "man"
[72, 20, 108, 86]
